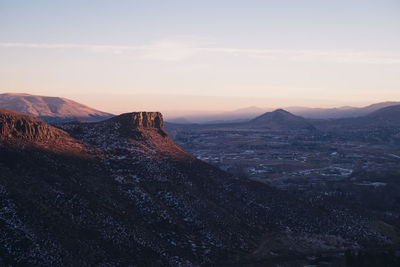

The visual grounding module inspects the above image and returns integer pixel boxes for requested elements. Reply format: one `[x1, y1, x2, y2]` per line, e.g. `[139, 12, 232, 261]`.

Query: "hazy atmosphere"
[2, 1, 400, 266]
[1, 0, 400, 115]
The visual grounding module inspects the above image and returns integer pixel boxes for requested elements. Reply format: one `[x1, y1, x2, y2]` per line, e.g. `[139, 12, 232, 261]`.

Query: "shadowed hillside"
[1, 109, 398, 265]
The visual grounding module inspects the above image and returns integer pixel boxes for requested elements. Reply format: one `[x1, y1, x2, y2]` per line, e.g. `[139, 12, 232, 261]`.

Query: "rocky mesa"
[0, 108, 399, 266]
[110, 111, 165, 129]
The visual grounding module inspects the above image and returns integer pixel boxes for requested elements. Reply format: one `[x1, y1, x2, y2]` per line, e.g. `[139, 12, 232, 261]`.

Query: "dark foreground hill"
[0, 109, 399, 266]
[0, 93, 113, 123]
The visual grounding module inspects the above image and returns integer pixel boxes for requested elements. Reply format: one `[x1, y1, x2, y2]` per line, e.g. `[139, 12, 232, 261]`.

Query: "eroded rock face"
[0, 108, 87, 154]
[109, 112, 168, 138]
[0, 108, 61, 140]
[61, 111, 186, 159]
[111, 112, 164, 129]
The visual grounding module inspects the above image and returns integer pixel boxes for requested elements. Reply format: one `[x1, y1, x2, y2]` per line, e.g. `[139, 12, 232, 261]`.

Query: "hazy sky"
[1, 0, 400, 114]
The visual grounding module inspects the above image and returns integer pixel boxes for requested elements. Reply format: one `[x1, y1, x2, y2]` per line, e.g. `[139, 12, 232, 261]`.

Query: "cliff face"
[59, 111, 189, 160]
[0, 108, 86, 154]
[0, 108, 63, 140]
[111, 112, 164, 129]
[108, 112, 168, 138]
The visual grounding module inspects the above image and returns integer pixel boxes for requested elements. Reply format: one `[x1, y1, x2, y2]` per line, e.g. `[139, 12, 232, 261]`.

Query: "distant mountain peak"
[3, 92, 32, 96]
[0, 93, 113, 122]
[273, 108, 290, 114]
[249, 108, 314, 130]
[253, 108, 296, 121]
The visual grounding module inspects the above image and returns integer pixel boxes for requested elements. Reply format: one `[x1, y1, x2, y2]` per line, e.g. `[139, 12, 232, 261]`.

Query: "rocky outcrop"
[60, 111, 189, 160]
[0, 108, 86, 154]
[0, 108, 63, 140]
[109, 112, 168, 137]
[111, 112, 164, 129]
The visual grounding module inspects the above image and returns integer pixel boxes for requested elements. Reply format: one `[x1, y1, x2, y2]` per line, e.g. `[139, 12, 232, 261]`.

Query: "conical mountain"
[248, 109, 315, 130]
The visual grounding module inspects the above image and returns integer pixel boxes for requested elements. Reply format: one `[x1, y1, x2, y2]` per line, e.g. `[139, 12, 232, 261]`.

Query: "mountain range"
[1, 107, 398, 265]
[1, 92, 399, 125]
[166, 104, 400, 138]
[166, 101, 400, 124]
[310, 104, 400, 133]
[286, 101, 400, 119]
[2, 93, 400, 134]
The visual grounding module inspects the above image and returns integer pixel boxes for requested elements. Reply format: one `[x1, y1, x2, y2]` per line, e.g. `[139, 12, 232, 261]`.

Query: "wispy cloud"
[201, 47, 400, 65]
[0, 41, 199, 61]
[1, 41, 400, 64]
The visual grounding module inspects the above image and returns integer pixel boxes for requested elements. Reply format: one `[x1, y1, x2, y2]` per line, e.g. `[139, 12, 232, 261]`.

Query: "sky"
[1, 0, 400, 115]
